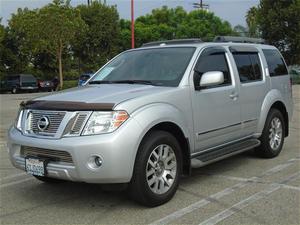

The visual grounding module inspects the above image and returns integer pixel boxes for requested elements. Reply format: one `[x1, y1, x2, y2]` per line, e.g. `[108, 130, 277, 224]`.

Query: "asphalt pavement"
[0, 87, 299, 225]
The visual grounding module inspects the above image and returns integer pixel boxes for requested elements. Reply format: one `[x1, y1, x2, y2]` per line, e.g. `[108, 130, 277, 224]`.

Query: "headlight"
[15, 109, 23, 131]
[82, 111, 129, 136]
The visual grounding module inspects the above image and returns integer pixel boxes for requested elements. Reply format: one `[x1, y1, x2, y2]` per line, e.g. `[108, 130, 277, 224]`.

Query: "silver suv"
[7, 37, 293, 206]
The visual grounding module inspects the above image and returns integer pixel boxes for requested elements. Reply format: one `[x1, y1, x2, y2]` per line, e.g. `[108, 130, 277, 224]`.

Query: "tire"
[34, 175, 65, 183]
[11, 87, 18, 94]
[255, 109, 285, 158]
[129, 130, 182, 207]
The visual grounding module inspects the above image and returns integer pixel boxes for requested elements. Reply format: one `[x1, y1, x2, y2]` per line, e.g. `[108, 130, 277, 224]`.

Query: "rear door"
[230, 46, 268, 136]
[191, 46, 242, 152]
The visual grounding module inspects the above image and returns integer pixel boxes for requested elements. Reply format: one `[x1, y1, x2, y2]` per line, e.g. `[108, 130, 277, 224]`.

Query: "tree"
[233, 25, 248, 37]
[247, 0, 300, 64]
[120, 6, 236, 48]
[9, 0, 87, 88]
[73, 1, 120, 73]
[246, 7, 260, 38]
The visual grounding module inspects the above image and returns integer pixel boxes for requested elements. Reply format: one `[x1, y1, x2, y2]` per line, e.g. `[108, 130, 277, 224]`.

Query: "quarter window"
[232, 52, 262, 83]
[262, 49, 288, 76]
[194, 48, 231, 89]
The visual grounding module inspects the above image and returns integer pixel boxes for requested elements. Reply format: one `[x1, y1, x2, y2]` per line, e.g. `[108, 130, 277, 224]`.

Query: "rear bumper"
[7, 117, 142, 183]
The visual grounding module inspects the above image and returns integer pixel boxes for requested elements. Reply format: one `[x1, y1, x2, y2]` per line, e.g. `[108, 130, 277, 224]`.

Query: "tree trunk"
[58, 40, 63, 89]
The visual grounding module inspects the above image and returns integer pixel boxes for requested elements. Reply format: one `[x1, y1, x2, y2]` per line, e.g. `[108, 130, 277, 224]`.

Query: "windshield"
[90, 47, 195, 87]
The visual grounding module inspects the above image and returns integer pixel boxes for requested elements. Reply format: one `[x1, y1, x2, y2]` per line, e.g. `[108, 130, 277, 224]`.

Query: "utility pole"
[193, 0, 209, 10]
[131, 0, 135, 48]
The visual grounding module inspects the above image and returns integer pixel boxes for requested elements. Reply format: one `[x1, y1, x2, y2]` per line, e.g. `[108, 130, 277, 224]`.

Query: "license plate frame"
[25, 157, 48, 176]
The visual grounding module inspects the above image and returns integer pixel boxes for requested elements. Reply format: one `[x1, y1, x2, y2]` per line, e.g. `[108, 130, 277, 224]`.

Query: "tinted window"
[263, 49, 288, 76]
[21, 75, 36, 82]
[233, 52, 262, 83]
[194, 48, 231, 88]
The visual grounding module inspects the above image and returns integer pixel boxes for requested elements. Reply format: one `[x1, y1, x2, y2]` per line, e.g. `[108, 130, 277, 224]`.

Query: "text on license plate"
[25, 158, 46, 176]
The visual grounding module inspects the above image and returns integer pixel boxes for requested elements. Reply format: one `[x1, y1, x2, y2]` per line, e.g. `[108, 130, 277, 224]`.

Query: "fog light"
[95, 156, 102, 167]
[87, 155, 103, 170]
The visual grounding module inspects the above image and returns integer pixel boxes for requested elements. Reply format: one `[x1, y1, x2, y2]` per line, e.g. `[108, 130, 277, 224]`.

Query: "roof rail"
[214, 36, 266, 44]
[142, 39, 203, 47]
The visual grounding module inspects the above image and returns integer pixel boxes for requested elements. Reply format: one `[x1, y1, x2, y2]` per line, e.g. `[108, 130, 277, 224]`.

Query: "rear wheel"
[255, 109, 285, 158]
[34, 175, 65, 183]
[129, 131, 182, 207]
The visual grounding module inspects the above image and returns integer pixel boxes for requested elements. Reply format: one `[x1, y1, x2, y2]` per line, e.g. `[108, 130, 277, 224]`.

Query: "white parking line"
[0, 177, 34, 188]
[198, 172, 300, 225]
[150, 158, 297, 225]
[201, 174, 300, 191]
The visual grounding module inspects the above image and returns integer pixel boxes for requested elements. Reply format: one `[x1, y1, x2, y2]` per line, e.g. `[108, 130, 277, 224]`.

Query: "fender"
[257, 89, 285, 134]
[130, 102, 193, 151]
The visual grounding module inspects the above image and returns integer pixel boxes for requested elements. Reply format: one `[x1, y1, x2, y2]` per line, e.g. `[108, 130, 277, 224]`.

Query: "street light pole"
[131, 0, 135, 48]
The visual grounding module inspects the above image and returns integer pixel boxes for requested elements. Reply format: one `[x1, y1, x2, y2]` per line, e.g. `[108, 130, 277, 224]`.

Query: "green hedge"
[62, 80, 78, 90]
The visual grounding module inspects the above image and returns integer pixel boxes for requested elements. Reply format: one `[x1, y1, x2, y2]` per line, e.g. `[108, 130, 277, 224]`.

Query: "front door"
[191, 46, 242, 152]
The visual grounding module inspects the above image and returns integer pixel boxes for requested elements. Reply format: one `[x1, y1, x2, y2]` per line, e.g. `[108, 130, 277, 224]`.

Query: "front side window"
[194, 47, 231, 89]
[232, 52, 262, 83]
[90, 47, 196, 87]
[262, 49, 288, 76]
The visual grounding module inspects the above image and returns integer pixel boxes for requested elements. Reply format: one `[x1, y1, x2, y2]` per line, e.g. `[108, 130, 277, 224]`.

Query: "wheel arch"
[146, 122, 191, 176]
[258, 89, 289, 137]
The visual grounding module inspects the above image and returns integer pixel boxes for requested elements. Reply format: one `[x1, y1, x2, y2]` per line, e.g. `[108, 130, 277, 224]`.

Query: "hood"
[34, 84, 172, 106]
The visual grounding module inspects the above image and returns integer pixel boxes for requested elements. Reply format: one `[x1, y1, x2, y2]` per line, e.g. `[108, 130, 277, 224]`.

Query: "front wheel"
[255, 109, 285, 158]
[129, 131, 182, 207]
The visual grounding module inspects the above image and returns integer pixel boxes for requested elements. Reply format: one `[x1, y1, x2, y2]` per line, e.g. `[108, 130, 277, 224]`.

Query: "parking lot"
[0, 86, 299, 225]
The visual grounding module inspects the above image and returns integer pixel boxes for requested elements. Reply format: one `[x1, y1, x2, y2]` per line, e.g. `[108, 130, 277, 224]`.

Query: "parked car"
[78, 73, 93, 86]
[0, 74, 38, 94]
[289, 66, 300, 84]
[37, 79, 55, 92]
[8, 37, 293, 207]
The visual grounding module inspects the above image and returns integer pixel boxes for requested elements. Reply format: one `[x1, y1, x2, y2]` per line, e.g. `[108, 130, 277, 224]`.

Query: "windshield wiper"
[88, 80, 114, 84]
[89, 80, 155, 86]
[112, 80, 155, 85]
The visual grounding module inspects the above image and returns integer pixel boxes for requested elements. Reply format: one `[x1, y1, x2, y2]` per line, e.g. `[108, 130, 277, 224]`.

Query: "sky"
[0, 0, 260, 27]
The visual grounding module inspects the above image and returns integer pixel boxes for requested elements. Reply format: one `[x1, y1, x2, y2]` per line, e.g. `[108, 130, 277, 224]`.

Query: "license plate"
[25, 158, 47, 176]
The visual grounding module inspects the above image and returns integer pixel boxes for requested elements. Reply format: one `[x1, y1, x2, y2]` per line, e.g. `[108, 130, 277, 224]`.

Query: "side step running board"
[191, 139, 260, 168]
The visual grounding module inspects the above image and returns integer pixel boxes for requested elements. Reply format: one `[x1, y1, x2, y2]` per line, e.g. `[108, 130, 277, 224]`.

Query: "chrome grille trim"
[70, 113, 88, 134]
[26, 110, 66, 136]
[20, 146, 73, 164]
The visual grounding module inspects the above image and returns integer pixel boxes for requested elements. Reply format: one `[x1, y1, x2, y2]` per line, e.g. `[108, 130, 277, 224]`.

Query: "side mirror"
[199, 71, 224, 88]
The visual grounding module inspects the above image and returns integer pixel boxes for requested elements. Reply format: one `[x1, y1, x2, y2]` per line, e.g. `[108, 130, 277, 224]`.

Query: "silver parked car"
[7, 37, 293, 206]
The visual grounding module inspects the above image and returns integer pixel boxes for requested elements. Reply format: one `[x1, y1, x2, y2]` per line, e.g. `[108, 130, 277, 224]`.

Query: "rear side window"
[194, 47, 231, 88]
[262, 49, 288, 76]
[232, 52, 262, 83]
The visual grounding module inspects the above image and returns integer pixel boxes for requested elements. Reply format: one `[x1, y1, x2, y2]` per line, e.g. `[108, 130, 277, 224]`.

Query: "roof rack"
[142, 39, 203, 47]
[214, 36, 266, 44]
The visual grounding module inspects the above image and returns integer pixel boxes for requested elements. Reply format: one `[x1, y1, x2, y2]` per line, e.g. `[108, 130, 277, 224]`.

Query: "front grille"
[29, 111, 65, 135]
[20, 146, 73, 164]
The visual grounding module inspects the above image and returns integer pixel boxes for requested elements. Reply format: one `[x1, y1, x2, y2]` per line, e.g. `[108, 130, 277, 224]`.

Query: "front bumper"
[7, 118, 142, 183]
